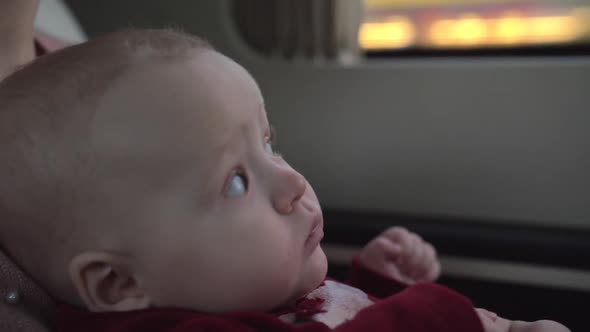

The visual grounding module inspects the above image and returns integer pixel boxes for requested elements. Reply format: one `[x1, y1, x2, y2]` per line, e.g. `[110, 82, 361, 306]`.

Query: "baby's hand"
[359, 227, 440, 284]
[476, 308, 511, 332]
[476, 308, 571, 332]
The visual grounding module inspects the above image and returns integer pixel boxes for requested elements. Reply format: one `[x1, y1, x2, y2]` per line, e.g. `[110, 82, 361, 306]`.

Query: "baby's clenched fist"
[359, 227, 440, 284]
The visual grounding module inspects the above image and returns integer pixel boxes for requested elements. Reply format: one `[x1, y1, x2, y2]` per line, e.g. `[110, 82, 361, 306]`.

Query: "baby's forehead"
[113, 51, 263, 120]
[91, 52, 267, 165]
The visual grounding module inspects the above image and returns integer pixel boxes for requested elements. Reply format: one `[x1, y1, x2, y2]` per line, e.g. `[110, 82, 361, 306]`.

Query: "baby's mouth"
[305, 213, 324, 251]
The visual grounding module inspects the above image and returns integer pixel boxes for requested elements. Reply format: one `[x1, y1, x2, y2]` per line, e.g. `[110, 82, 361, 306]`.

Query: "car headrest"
[0, 248, 55, 331]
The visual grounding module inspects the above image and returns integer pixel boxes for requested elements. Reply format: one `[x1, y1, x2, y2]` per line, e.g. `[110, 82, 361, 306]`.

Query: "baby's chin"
[272, 283, 323, 313]
[290, 253, 328, 303]
[273, 270, 327, 311]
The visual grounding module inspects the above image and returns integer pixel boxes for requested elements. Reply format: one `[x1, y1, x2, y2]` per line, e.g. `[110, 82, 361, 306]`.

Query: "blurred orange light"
[529, 16, 579, 43]
[429, 19, 454, 46]
[493, 12, 528, 44]
[572, 7, 590, 39]
[359, 16, 416, 49]
[452, 14, 488, 46]
[429, 14, 488, 47]
[361, 5, 590, 50]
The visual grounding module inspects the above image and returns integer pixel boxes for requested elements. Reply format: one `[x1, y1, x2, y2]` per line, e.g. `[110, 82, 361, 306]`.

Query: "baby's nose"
[271, 166, 306, 214]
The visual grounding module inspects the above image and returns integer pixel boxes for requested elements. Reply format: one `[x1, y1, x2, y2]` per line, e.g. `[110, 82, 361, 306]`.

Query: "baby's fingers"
[382, 228, 420, 257]
[373, 236, 403, 261]
[407, 239, 440, 281]
[404, 233, 429, 278]
[382, 227, 412, 246]
[385, 228, 440, 281]
[359, 236, 403, 271]
[476, 308, 511, 332]
[420, 242, 441, 281]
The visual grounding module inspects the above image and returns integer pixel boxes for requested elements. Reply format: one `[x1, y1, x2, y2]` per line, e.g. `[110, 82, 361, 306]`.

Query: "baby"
[0, 29, 569, 332]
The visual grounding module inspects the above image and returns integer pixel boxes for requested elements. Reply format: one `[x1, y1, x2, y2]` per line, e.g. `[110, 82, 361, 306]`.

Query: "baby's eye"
[265, 127, 281, 157]
[264, 141, 275, 155]
[264, 138, 281, 157]
[224, 173, 248, 198]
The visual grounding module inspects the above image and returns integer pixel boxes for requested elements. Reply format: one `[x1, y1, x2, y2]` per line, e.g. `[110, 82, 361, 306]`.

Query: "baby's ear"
[68, 252, 150, 312]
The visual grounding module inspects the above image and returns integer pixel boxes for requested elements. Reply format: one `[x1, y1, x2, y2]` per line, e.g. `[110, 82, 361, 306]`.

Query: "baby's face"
[86, 50, 327, 313]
